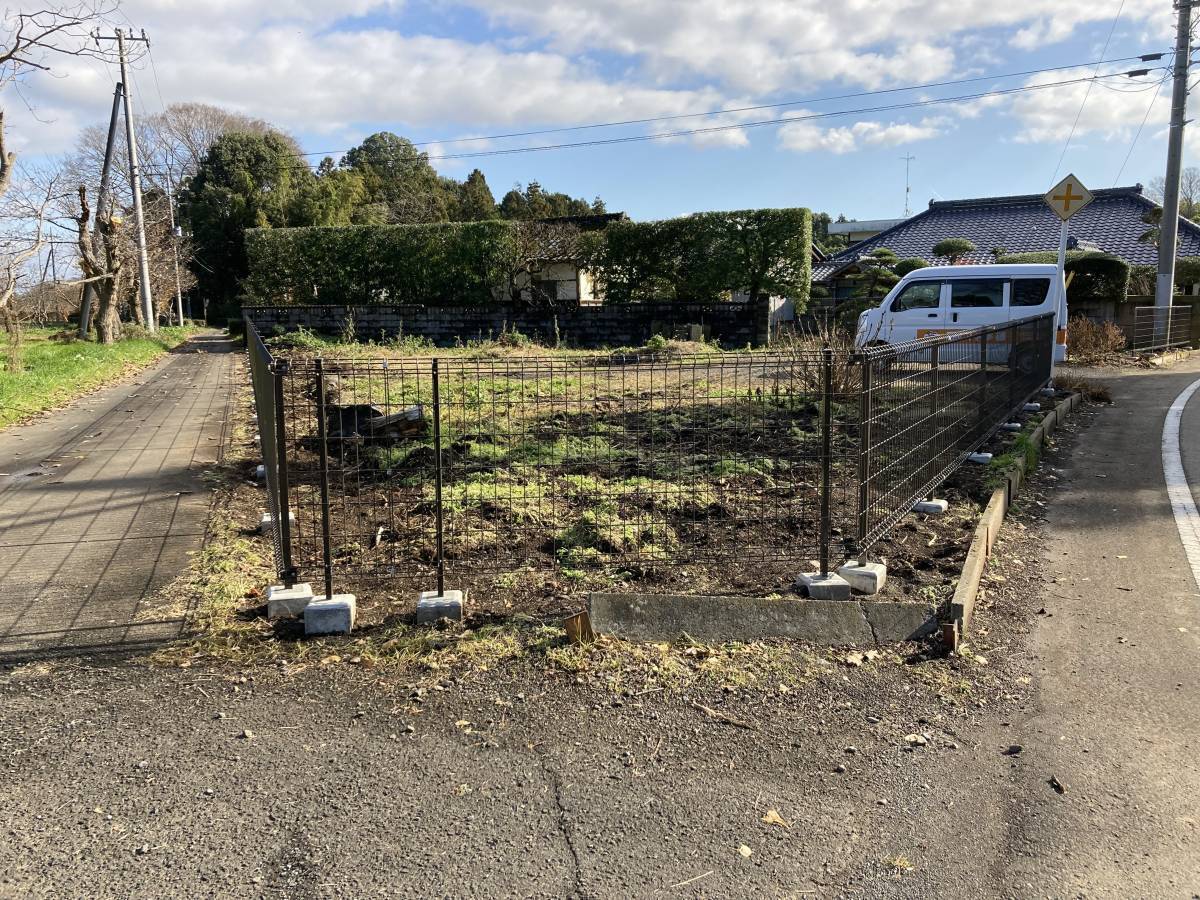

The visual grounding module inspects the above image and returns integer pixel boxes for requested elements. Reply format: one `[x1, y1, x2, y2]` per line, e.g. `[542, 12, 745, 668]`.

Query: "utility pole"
[78, 81, 124, 338]
[1156, 1, 1194, 310]
[900, 154, 915, 217]
[165, 173, 185, 325]
[95, 29, 155, 332]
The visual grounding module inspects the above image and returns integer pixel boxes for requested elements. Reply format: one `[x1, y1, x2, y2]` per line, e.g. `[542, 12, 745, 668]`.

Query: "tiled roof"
[813, 185, 1200, 281]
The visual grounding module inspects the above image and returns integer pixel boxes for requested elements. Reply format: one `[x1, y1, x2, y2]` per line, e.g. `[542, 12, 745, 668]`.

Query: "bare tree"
[1147, 167, 1200, 220]
[0, 166, 65, 369]
[75, 184, 123, 343]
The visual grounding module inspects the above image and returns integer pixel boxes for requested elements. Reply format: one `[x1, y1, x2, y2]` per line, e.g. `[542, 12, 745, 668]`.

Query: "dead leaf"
[737, 845, 753, 858]
[844, 651, 865, 667]
[761, 809, 791, 829]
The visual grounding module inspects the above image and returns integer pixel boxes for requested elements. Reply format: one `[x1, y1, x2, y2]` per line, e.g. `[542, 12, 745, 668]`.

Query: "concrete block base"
[255, 464, 266, 481]
[1023, 402, 1041, 412]
[837, 562, 887, 596]
[968, 452, 993, 464]
[589, 592, 937, 645]
[999, 422, 1022, 432]
[415, 589, 465, 624]
[304, 595, 356, 635]
[267, 583, 314, 619]
[913, 498, 949, 515]
[1040, 387, 1057, 397]
[259, 511, 296, 534]
[795, 572, 852, 601]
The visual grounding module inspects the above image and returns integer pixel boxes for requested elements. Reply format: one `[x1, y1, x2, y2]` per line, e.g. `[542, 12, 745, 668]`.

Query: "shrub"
[893, 257, 929, 277]
[932, 237, 976, 263]
[998, 250, 1130, 302]
[1066, 315, 1126, 364]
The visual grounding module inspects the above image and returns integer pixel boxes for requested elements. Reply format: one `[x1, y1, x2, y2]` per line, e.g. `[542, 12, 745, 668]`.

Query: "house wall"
[243, 299, 773, 349]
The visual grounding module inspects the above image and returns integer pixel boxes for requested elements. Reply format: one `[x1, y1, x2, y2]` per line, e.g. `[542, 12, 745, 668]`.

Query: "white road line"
[1162, 377, 1200, 593]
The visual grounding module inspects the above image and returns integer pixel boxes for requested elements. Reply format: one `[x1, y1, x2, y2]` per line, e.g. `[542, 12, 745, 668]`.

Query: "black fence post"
[819, 346, 834, 576]
[977, 330, 989, 442]
[272, 362, 296, 587]
[314, 358, 334, 601]
[856, 355, 872, 565]
[431, 358, 446, 596]
[928, 343, 940, 490]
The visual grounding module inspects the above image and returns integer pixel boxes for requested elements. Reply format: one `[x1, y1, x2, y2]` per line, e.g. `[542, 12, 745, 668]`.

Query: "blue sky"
[10, 0, 1190, 221]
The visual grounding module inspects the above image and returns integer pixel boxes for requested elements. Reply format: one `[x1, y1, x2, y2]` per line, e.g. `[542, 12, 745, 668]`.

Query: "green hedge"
[244, 207, 813, 310]
[997, 250, 1130, 302]
[1129, 257, 1200, 294]
[244, 221, 519, 306]
[590, 208, 811, 310]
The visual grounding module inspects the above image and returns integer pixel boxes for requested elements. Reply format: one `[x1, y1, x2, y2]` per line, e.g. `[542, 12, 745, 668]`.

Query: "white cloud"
[777, 112, 943, 154]
[1008, 67, 1169, 144]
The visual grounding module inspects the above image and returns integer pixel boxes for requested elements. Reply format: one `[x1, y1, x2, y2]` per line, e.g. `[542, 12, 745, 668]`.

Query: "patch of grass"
[0, 326, 201, 429]
[987, 432, 1041, 489]
[556, 508, 678, 555]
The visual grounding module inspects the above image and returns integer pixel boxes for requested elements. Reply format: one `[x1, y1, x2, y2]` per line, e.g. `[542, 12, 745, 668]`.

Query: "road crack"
[535, 750, 587, 899]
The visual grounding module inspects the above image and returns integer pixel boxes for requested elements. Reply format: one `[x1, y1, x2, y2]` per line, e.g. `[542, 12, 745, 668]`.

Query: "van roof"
[902, 264, 1058, 279]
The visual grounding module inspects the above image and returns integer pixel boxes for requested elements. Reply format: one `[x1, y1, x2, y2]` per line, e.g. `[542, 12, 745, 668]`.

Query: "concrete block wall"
[242, 300, 772, 349]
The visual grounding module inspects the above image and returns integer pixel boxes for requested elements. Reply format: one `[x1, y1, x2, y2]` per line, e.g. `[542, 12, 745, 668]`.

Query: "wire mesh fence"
[1131, 305, 1193, 352]
[248, 313, 1054, 600]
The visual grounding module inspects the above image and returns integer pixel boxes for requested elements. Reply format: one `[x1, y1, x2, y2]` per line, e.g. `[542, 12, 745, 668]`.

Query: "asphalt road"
[1, 357, 1198, 898]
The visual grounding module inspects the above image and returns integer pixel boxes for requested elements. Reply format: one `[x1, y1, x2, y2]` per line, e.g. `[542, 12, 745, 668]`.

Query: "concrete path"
[0, 333, 235, 660]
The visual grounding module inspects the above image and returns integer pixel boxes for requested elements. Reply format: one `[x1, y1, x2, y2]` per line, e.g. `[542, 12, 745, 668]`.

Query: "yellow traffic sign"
[1044, 174, 1094, 221]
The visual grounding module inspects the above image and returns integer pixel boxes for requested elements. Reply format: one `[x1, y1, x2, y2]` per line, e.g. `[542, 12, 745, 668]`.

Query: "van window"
[950, 279, 1004, 308]
[1011, 278, 1051, 307]
[890, 281, 941, 312]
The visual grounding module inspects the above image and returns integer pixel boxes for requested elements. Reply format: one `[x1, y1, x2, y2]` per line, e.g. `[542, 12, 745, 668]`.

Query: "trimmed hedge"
[244, 221, 519, 306]
[243, 207, 812, 310]
[997, 250, 1129, 302]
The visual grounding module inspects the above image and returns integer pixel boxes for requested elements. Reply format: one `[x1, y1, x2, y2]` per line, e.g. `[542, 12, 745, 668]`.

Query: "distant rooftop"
[827, 217, 906, 235]
[813, 185, 1200, 282]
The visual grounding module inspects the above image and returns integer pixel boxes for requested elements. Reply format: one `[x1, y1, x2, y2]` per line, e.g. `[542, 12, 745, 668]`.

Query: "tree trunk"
[2, 306, 20, 373]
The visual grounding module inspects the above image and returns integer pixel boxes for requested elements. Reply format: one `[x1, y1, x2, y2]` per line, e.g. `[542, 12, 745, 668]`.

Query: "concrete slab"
[304, 595, 356, 635]
[266, 583, 314, 619]
[837, 562, 887, 596]
[1023, 402, 1041, 412]
[415, 589, 465, 624]
[913, 498, 949, 515]
[861, 601, 938, 641]
[259, 511, 296, 534]
[795, 572, 852, 600]
[968, 452, 994, 464]
[999, 422, 1022, 432]
[589, 592, 873, 645]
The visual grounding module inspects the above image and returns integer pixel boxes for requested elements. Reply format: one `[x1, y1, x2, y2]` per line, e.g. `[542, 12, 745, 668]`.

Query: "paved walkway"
[0, 333, 235, 660]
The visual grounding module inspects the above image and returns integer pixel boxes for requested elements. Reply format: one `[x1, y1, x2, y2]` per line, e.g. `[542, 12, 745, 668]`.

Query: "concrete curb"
[944, 390, 1083, 651]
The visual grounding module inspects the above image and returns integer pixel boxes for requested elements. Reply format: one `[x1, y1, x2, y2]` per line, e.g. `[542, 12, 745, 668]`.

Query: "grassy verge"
[0, 326, 202, 428]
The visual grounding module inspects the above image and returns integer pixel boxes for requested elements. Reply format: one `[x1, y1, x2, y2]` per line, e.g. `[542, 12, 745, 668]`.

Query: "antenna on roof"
[901, 154, 916, 217]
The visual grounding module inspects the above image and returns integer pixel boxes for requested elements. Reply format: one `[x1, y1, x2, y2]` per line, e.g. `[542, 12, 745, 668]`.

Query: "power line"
[292, 51, 1167, 158]
[1113, 73, 1168, 185]
[173, 67, 1161, 176]
[1050, 0, 1127, 184]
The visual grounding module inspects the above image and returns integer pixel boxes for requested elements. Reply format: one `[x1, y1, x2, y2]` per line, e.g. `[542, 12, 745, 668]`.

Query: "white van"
[854, 264, 1068, 363]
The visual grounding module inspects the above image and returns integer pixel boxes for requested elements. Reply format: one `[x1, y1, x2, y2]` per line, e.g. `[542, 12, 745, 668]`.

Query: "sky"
[4, 0, 1194, 222]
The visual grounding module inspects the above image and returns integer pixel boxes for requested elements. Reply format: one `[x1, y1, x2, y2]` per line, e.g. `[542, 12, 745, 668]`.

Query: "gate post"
[272, 361, 296, 587]
[855, 356, 872, 565]
[819, 346, 834, 576]
[314, 358, 334, 602]
[431, 358, 446, 595]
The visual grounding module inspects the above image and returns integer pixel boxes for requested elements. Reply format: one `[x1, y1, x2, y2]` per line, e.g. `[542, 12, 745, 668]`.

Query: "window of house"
[950, 279, 1005, 308]
[890, 281, 941, 312]
[1011, 278, 1051, 307]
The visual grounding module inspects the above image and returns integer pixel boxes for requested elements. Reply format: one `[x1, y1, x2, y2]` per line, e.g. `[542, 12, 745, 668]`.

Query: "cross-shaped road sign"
[1044, 174, 1094, 221]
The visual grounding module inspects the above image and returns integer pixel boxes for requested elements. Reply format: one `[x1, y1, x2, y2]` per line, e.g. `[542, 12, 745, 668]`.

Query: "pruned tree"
[932, 237, 976, 264]
[75, 184, 124, 344]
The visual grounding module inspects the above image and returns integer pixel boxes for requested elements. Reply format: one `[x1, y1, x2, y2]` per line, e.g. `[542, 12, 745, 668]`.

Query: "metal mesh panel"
[856, 314, 1053, 553]
[245, 323, 286, 581]
[1132, 305, 1193, 352]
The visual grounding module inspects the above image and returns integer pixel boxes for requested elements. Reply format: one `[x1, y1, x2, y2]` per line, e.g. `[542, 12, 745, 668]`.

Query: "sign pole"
[1044, 174, 1093, 378]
